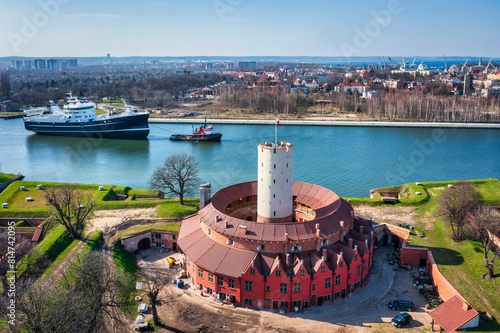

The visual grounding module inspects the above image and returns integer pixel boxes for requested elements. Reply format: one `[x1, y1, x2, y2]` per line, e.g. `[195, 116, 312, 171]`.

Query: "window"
[172, 234, 176, 240]
[299, 270, 305, 276]
[198, 268, 204, 279]
[356, 265, 361, 275]
[320, 267, 325, 273]
[244, 281, 253, 291]
[354, 254, 358, 261]
[265, 298, 271, 309]
[335, 275, 341, 285]
[217, 276, 224, 287]
[275, 270, 281, 277]
[293, 283, 301, 293]
[206, 287, 213, 295]
[266, 286, 270, 292]
[325, 278, 331, 288]
[323, 294, 332, 302]
[227, 239, 233, 245]
[228, 279, 235, 289]
[243, 298, 253, 306]
[348, 273, 351, 280]
[363, 261, 366, 271]
[155, 233, 161, 239]
[279, 283, 288, 293]
[334, 291, 341, 299]
[208, 273, 214, 283]
[274, 164, 276, 169]
[250, 268, 256, 275]
[273, 179, 275, 184]
[312, 284, 316, 291]
[339, 262, 343, 268]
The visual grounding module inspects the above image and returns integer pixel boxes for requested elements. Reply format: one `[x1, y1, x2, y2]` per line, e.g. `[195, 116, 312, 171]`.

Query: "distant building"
[238, 61, 256, 71]
[34, 59, 47, 69]
[481, 87, 500, 98]
[47, 59, 58, 70]
[463, 74, 473, 96]
[0, 100, 19, 112]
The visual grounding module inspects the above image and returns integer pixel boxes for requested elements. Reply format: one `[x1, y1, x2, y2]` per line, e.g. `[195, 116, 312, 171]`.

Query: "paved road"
[149, 117, 500, 129]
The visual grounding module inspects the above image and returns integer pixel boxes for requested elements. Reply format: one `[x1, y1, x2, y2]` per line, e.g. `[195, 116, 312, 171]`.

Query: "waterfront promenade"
[149, 118, 500, 129]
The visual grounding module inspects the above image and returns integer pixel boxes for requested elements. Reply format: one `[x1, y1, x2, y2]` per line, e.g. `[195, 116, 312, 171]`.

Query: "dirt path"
[354, 205, 418, 226]
[87, 207, 158, 233]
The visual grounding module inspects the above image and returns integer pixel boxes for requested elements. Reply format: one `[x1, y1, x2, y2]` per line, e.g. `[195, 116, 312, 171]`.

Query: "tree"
[0, 235, 31, 296]
[150, 153, 200, 205]
[437, 181, 483, 241]
[468, 207, 500, 280]
[140, 272, 171, 326]
[44, 185, 96, 239]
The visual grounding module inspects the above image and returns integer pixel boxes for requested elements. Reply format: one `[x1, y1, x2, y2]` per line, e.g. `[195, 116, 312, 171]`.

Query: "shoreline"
[149, 118, 500, 129]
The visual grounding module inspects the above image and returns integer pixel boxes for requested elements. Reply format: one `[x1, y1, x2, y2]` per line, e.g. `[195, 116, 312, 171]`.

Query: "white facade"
[257, 142, 293, 222]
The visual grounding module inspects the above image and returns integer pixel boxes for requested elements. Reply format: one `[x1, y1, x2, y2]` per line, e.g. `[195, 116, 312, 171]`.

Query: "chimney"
[340, 230, 344, 242]
[215, 215, 219, 223]
[224, 220, 229, 228]
[316, 228, 321, 238]
[347, 199, 351, 204]
[300, 258, 304, 267]
[286, 253, 291, 266]
[348, 238, 353, 248]
[360, 225, 364, 234]
[285, 232, 289, 241]
[199, 183, 212, 208]
[322, 249, 327, 261]
[354, 244, 358, 251]
[350, 211, 354, 217]
[238, 225, 247, 235]
[340, 220, 345, 229]
[365, 238, 368, 247]
[251, 258, 255, 267]
[462, 302, 471, 311]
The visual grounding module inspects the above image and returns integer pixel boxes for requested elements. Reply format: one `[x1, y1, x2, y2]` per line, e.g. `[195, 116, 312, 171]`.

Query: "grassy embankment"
[0, 173, 17, 184]
[354, 178, 500, 332]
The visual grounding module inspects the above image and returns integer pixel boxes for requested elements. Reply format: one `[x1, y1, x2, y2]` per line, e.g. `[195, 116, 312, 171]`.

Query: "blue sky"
[1, 0, 499, 57]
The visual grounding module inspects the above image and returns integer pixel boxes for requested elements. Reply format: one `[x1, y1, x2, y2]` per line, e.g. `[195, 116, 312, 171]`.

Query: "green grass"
[16, 224, 74, 278]
[111, 103, 125, 107]
[0, 173, 16, 184]
[405, 179, 500, 332]
[156, 199, 199, 218]
[113, 241, 140, 275]
[94, 108, 107, 116]
[118, 222, 181, 240]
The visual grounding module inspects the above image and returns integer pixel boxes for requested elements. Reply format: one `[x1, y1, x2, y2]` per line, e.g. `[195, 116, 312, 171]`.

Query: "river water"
[0, 118, 498, 197]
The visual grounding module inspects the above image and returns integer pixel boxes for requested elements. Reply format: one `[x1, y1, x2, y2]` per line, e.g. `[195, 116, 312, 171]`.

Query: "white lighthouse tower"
[257, 141, 294, 223]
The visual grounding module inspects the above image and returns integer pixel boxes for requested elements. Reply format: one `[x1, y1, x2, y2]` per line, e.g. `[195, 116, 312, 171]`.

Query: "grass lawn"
[111, 103, 125, 107]
[0, 173, 16, 184]
[405, 179, 500, 332]
[94, 108, 107, 116]
[16, 224, 74, 278]
[118, 222, 181, 239]
[156, 199, 199, 218]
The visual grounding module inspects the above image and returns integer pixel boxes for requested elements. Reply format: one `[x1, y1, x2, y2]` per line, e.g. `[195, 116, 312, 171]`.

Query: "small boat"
[170, 119, 222, 142]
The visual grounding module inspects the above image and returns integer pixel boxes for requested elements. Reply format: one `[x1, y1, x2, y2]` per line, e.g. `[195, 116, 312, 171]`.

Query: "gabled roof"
[429, 295, 479, 333]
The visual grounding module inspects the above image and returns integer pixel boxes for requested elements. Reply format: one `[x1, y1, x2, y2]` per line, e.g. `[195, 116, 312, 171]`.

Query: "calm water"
[0, 118, 498, 197]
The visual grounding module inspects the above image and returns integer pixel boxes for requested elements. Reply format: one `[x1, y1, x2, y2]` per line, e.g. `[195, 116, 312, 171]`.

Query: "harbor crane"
[484, 58, 497, 73]
[461, 59, 470, 73]
[410, 58, 416, 68]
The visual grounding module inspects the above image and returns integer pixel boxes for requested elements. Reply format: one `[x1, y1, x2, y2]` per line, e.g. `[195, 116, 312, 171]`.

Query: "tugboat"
[23, 93, 150, 140]
[170, 119, 222, 142]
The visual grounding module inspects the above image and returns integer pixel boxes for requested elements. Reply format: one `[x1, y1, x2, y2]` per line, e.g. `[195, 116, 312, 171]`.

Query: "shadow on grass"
[466, 316, 500, 332]
[427, 247, 464, 266]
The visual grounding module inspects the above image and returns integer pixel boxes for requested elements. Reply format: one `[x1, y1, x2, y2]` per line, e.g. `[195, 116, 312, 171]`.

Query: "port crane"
[484, 58, 497, 73]
[461, 59, 470, 73]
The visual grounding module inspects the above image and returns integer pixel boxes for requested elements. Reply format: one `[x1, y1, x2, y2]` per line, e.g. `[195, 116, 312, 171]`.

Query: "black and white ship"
[23, 93, 150, 140]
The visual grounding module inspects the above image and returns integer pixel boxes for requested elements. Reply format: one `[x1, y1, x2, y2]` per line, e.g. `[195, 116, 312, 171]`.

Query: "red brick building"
[178, 142, 374, 311]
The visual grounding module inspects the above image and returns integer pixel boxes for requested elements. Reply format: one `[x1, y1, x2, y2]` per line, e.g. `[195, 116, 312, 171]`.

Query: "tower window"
[273, 194, 275, 198]
[286, 163, 288, 168]
[274, 211, 276, 216]
[274, 164, 276, 169]
[273, 180, 275, 184]
[286, 179, 288, 183]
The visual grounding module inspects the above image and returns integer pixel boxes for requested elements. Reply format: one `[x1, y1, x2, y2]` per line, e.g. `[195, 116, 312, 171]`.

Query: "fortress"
[178, 141, 374, 310]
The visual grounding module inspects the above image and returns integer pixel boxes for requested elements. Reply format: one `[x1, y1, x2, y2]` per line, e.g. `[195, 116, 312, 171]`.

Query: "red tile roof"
[429, 295, 479, 333]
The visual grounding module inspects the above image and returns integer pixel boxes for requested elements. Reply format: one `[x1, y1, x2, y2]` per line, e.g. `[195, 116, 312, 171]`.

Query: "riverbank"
[149, 117, 500, 129]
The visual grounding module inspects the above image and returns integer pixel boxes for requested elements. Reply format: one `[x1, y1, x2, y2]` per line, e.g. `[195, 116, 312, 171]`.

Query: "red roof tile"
[430, 295, 479, 333]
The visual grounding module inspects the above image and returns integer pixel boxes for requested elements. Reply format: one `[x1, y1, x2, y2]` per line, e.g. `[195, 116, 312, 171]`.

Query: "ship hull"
[170, 133, 222, 142]
[24, 113, 150, 140]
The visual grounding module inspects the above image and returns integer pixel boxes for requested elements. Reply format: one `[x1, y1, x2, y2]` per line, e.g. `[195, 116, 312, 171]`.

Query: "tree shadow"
[426, 247, 464, 266]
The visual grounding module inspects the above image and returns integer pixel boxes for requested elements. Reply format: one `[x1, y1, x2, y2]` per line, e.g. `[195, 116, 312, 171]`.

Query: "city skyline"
[1, 0, 499, 58]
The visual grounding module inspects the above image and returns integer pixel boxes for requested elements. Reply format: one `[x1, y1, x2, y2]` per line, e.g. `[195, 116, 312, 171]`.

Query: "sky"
[1, 0, 499, 58]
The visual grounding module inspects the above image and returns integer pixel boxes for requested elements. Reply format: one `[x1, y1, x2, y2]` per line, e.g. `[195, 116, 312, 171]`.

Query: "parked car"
[391, 312, 413, 328]
[388, 299, 415, 311]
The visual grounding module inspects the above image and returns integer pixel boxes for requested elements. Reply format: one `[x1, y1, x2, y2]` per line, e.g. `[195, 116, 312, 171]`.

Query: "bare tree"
[437, 181, 483, 241]
[150, 153, 199, 205]
[44, 185, 96, 239]
[141, 272, 171, 326]
[468, 207, 500, 280]
[0, 235, 31, 296]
